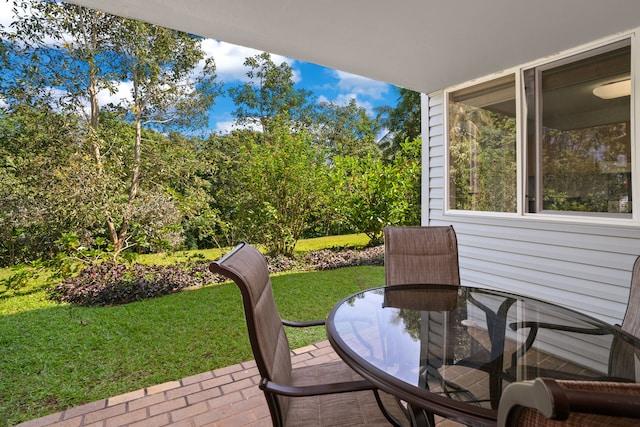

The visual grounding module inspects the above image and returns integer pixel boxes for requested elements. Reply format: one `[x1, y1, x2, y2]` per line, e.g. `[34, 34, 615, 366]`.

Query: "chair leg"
[373, 390, 410, 427]
[408, 404, 436, 427]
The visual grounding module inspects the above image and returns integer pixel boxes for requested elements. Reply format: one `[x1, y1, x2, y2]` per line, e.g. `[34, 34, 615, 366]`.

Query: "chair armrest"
[508, 322, 608, 368]
[259, 377, 374, 397]
[498, 378, 640, 426]
[497, 378, 569, 426]
[509, 321, 608, 335]
[281, 319, 326, 327]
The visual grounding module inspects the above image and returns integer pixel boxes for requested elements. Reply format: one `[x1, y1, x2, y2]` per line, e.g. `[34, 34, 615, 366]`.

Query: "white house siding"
[421, 91, 639, 327]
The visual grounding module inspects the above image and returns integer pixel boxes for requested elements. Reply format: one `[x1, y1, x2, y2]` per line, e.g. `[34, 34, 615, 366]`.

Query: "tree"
[228, 52, 314, 137]
[229, 117, 328, 255]
[314, 99, 380, 158]
[330, 139, 421, 245]
[0, 106, 84, 265]
[205, 129, 258, 246]
[1, 1, 219, 256]
[449, 103, 517, 212]
[103, 19, 218, 253]
[376, 88, 421, 159]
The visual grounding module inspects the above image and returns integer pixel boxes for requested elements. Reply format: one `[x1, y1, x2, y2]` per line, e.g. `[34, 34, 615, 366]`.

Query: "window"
[447, 39, 632, 218]
[526, 41, 631, 216]
[448, 75, 517, 212]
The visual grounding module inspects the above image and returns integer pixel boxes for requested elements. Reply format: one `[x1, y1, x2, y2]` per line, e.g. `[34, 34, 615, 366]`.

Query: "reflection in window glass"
[448, 75, 517, 212]
[528, 43, 631, 215]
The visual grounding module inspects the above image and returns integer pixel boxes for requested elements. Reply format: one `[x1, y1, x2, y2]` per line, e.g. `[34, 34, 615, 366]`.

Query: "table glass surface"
[326, 284, 640, 422]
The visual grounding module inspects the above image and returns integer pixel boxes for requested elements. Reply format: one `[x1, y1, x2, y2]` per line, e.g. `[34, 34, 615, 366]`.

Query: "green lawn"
[134, 233, 372, 266]
[0, 234, 382, 426]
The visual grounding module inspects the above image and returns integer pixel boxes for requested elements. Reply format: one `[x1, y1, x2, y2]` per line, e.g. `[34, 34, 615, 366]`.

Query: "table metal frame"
[326, 284, 640, 426]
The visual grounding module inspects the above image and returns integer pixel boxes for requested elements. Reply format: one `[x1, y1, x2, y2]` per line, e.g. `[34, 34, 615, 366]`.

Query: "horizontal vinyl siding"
[423, 91, 446, 220]
[422, 92, 639, 327]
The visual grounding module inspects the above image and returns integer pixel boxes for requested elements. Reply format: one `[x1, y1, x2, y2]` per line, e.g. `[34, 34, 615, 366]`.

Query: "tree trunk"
[113, 114, 142, 254]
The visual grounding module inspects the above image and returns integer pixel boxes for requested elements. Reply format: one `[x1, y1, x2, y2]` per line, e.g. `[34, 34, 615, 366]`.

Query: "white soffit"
[63, 0, 640, 93]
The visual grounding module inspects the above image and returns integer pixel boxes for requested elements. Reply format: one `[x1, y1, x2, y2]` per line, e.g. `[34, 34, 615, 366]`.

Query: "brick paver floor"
[15, 341, 464, 427]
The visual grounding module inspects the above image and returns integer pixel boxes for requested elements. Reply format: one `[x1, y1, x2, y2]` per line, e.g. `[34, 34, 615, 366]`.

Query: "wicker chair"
[497, 377, 640, 426]
[209, 242, 404, 427]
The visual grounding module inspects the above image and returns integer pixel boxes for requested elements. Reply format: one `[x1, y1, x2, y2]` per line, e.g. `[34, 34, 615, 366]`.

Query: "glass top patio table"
[326, 284, 640, 426]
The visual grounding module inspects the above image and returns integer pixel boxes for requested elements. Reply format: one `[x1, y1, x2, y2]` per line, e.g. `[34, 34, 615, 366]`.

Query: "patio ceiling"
[64, 0, 640, 93]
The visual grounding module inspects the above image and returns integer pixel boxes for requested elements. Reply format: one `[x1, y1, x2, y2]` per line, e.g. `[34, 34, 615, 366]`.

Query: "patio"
[14, 341, 331, 427]
[16, 341, 330, 427]
[13, 321, 634, 427]
[15, 340, 466, 427]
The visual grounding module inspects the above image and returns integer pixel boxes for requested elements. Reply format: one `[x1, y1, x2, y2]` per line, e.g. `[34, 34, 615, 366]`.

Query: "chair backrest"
[608, 256, 640, 380]
[209, 242, 292, 425]
[384, 225, 460, 286]
[621, 255, 640, 338]
[498, 377, 640, 427]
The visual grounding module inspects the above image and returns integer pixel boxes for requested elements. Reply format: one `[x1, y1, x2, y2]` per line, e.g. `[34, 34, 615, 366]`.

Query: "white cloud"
[315, 70, 390, 116]
[334, 70, 389, 100]
[97, 81, 134, 107]
[318, 93, 375, 116]
[201, 40, 298, 84]
[214, 118, 262, 134]
[0, 1, 14, 30]
[213, 119, 236, 134]
[0, 2, 69, 46]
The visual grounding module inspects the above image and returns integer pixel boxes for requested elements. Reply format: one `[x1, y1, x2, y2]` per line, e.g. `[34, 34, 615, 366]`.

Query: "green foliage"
[542, 124, 630, 213]
[1, 2, 123, 112]
[231, 118, 329, 255]
[0, 106, 90, 266]
[449, 105, 517, 212]
[0, 232, 115, 294]
[228, 52, 315, 136]
[47, 232, 115, 279]
[109, 19, 220, 132]
[330, 139, 422, 244]
[1, 2, 419, 264]
[1, 1, 220, 261]
[314, 98, 381, 158]
[376, 88, 422, 159]
[0, 108, 217, 266]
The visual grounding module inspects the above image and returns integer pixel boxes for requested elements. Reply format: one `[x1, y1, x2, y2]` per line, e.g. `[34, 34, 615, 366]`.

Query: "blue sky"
[1, 2, 399, 135]
[196, 39, 399, 134]
[101, 41, 400, 134]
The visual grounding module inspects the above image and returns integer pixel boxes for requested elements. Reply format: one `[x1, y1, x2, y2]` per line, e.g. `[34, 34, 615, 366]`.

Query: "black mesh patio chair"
[210, 242, 406, 427]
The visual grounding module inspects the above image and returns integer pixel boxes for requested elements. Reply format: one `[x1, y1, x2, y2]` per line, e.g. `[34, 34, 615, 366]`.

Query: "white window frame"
[443, 30, 638, 225]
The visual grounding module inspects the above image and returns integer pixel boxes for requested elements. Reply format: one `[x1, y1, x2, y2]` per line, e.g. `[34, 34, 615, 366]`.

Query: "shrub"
[302, 246, 384, 270]
[48, 262, 222, 306]
[49, 246, 385, 306]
